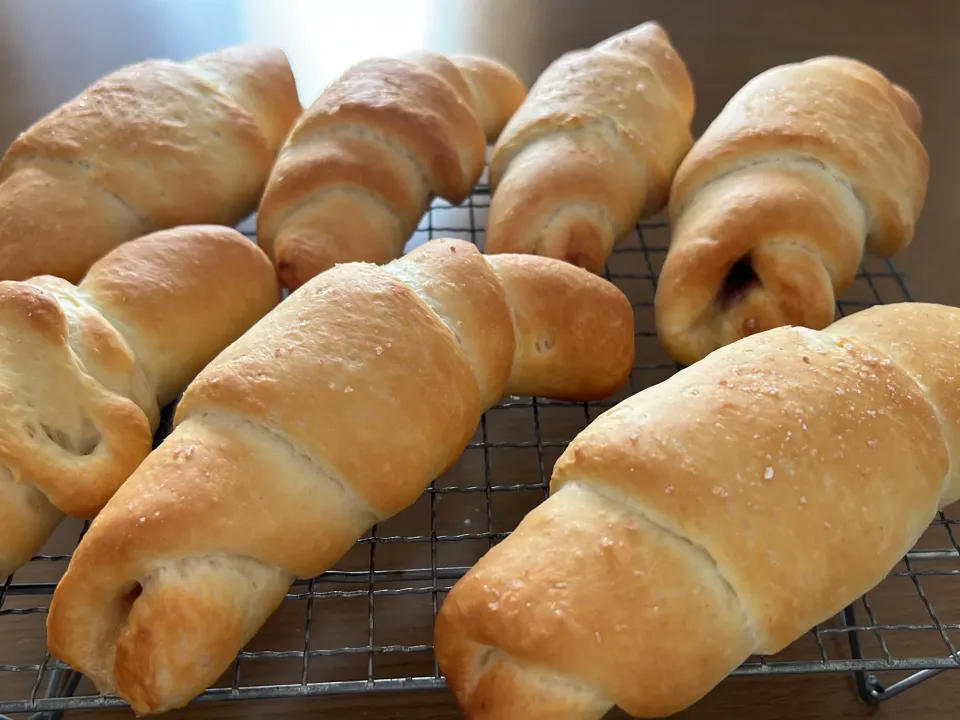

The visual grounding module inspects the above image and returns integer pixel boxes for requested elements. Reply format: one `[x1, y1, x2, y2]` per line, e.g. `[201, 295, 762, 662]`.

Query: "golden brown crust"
[668, 57, 928, 251]
[256, 54, 488, 290]
[0, 281, 153, 518]
[403, 51, 478, 111]
[658, 56, 929, 365]
[484, 129, 646, 274]
[486, 21, 694, 273]
[190, 45, 303, 150]
[286, 57, 484, 201]
[449, 54, 528, 140]
[487, 254, 635, 400]
[436, 302, 956, 718]
[80, 225, 280, 406]
[256, 132, 430, 276]
[0, 162, 145, 284]
[175, 260, 483, 516]
[46, 238, 635, 714]
[48, 414, 353, 712]
[826, 303, 960, 505]
[0, 225, 278, 580]
[655, 164, 866, 365]
[0, 45, 300, 283]
[436, 485, 750, 719]
[595, 22, 695, 125]
[385, 240, 515, 410]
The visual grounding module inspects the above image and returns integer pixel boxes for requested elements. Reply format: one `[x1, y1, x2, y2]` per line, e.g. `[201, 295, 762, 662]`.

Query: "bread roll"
[0, 45, 301, 283]
[435, 301, 959, 719]
[0, 226, 279, 579]
[656, 56, 929, 366]
[485, 22, 695, 273]
[257, 52, 525, 290]
[46, 238, 634, 715]
[450, 54, 528, 140]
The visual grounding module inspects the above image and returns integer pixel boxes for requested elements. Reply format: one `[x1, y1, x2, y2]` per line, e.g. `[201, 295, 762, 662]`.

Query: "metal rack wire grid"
[1, 175, 958, 719]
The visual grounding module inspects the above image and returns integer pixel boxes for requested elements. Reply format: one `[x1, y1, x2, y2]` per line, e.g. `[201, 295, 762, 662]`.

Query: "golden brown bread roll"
[0, 226, 279, 580]
[484, 22, 695, 273]
[435, 301, 960, 719]
[257, 52, 525, 291]
[655, 56, 929, 366]
[46, 238, 634, 715]
[0, 45, 302, 283]
[450, 54, 528, 140]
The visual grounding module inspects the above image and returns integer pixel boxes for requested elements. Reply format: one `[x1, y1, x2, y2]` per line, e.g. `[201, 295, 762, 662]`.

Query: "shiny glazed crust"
[0, 44, 301, 283]
[655, 56, 929, 365]
[435, 302, 959, 719]
[46, 238, 635, 715]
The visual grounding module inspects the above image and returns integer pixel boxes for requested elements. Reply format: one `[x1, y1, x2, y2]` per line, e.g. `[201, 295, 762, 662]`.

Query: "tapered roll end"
[267, 189, 411, 291]
[486, 132, 646, 274]
[892, 83, 923, 137]
[657, 165, 864, 365]
[486, 253, 635, 401]
[190, 45, 303, 152]
[111, 556, 291, 715]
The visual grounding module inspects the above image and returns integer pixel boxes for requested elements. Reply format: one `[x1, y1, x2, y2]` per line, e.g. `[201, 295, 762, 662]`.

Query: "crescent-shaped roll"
[655, 56, 929, 366]
[484, 22, 695, 273]
[435, 301, 960, 719]
[0, 45, 302, 283]
[46, 238, 634, 716]
[0, 226, 279, 580]
[256, 52, 526, 291]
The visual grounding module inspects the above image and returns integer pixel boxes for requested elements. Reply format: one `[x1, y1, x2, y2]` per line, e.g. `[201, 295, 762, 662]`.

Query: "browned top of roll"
[490, 21, 695, 204]
[79, 225, 280, 407]
[0, 44, 301, 283]
[436, 302, 954, 718]
[449, 54, 528, 140]
[668, 56, 929, 258]
[284, 55, 486, 205]
[0, 48, 291, 228]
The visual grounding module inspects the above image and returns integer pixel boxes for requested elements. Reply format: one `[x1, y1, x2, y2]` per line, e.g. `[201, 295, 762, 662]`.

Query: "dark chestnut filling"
[124, 583, 143, 606]
[718, 256, 760, 308]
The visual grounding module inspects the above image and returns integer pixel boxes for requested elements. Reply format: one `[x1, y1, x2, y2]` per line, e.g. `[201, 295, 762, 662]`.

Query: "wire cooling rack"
[2, 177, 959, 719]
